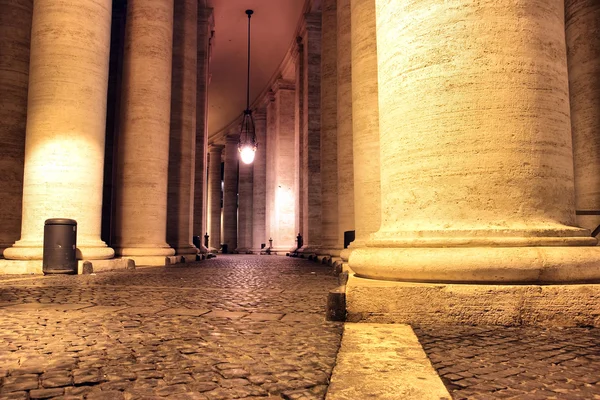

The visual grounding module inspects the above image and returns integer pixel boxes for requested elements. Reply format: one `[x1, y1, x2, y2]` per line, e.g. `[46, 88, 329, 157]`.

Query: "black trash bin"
[43, 218, 77, 275]
[221, 243, 228, 254]
[343, 230, 355, 249]
[192, 235, 201, 249]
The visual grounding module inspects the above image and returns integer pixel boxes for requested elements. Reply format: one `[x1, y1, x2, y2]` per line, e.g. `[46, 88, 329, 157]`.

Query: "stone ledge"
[326, 323, 451, 400]
[346, 275, 600, 327]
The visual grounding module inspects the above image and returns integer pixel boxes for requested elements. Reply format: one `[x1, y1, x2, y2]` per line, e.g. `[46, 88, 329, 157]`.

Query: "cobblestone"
[414, 325, 600, 399]
[0, 255, 342, 399]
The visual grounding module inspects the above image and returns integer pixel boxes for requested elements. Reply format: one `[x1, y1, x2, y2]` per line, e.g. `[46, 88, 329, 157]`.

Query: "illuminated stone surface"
[349, 0, 380, 249]
[207, 145, 223, 251]
[193, 8, 213, 254]
[0, 255, 342, 399]
[0, 0, 30, 255]
[222, 135, 239, 252]
[336, 0, 354, 262]
[166, 0, 199, 257]
[349, 0, 600, 283]
[567, 0, 600, 233]
[251, 108, 268, 253]
[4, 0, 114, 261]
[113, 0, 175, 264]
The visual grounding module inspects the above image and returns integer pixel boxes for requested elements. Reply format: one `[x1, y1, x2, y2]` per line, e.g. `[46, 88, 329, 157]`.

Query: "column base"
[340, 248, 352, 262]
[317, 247, 342, 257]
[349, 246, 600, 283]
[114, 246, 175, 266]
[346, 274, 600, 327]
[4, 240, 114, 260]
[172, 244, 199, 256]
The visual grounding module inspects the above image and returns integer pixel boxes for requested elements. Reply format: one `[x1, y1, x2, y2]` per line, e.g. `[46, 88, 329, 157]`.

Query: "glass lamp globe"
[239, 145, 256, 164]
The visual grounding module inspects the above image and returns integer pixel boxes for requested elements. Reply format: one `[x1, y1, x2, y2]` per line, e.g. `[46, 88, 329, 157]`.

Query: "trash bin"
[221, 243, 228, 254]
[192, 235, 201, 249]
[43, 218, 77, 275]
[343, 230, 355, 249]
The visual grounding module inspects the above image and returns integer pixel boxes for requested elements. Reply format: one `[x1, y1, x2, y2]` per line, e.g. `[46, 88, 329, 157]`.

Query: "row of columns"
[0, 0, 214, 265]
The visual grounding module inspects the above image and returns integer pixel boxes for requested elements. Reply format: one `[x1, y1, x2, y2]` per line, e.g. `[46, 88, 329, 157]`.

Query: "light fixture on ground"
[238, 9, 257, 165]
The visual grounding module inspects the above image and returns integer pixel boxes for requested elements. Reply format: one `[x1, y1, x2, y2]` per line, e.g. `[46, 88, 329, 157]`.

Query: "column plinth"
[4, 0, 114, 261]
[349, 0, 600, 284]
[113, 0, 175, 263]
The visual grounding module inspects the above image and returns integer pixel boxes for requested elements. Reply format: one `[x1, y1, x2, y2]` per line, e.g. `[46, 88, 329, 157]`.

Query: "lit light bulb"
[239, 145, 256, 164]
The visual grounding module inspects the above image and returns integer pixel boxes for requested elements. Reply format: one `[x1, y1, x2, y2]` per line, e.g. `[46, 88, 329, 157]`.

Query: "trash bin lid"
[45, 218, 77, 226]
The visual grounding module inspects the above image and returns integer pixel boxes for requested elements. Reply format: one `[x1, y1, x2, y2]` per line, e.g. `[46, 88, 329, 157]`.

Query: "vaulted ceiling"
[206, 0, 306, 136]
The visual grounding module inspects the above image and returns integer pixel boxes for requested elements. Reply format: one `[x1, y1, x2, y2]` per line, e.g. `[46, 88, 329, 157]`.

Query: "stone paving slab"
[0, 255, 343, 399]
[326, 323, 451, 400]
[414, 325, 600, 399]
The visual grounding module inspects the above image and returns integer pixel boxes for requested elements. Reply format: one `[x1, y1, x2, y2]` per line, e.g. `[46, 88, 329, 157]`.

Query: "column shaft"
[350, 0, 380, 247]
[567, 0, 600, 232]
[114, 0, 175, 263]
[265, 96, 277, 247]
[300, 13, 323, 251]
[319, 0, 340, 255]
[4, 0, 114, 261]
[193, 8, 213, 252]
[207, 145, 223, 250]
[251, 108, 268, 252]
[237, 153, 253, 252]
[337, 0, 354, 260]
[0, 0, 31, 255]
[166, 0, 198, 256]
[273, 83, 297, 251]
[349, 0, 600, 283]
[222, 135, 238, 252]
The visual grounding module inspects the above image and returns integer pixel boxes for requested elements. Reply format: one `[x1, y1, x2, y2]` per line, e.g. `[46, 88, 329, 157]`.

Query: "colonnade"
[0, 0, 214, 266]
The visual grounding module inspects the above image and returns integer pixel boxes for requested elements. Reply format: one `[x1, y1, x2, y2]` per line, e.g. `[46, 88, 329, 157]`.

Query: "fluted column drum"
[349, 0, 600, 283]
[4, 0, 114, 261]
[113, 0, 175, 262]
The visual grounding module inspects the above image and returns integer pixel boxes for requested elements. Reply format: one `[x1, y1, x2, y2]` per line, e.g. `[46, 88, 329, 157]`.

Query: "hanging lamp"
[238, 9, 257, 164]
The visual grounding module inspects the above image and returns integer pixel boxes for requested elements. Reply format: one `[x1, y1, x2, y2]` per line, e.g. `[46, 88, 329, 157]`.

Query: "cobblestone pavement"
[0, 255, 343, 399]
[415, 325, 600, 400]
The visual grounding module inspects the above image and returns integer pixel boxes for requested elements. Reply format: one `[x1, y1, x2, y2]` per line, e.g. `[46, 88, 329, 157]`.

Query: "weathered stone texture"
[251, 108, 268, 252]
[222, 135, 239, 251]
[207, 145, 223, 250]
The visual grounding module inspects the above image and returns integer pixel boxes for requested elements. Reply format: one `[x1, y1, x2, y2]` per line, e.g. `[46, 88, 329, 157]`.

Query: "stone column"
[237, 149, 253, 253]
[567, 0, 600, 233]
[299, 13, 323, 252]
[4, 0, 114, 261]
[265, 94, 277, 248]
[222, 135, 238, 252]
[273, 81, 297, 252]
[349, 0, 380, 248]
[319, 0, 339, 256]
[349, 0, 600, 283]
[251, 107, 268, 252]
[294, 37, 305, 243]
[193, 8, 213, 253]
[337, 0, 354, 261]
[113, 0, 175, 265]
[0, 0, 31, 256]
[166, 0, 198, 257]
[207, 145, 223, 250]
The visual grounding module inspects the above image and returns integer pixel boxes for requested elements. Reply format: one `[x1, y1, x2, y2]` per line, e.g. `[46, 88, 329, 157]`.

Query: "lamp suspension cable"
[238, 9, 257, 165]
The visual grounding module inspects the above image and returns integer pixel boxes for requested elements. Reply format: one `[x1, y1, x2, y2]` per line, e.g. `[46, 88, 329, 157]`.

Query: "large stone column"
[273, 80, 297, 252]
[299, 13, 323, 252]
[193, 8, 213, 253]
[567, 0, 600, 234]
[337, 0, 354, 261]
[349, 0, 380, 248]
[251, 107, 268, 252]
[222, 135, 238, 252]
[349, 0, 600, 283]
[0, 0, 31, 256]
[207, 145, 223, 250]
[265, 94, 277, 248]
[237, 149, 253, 253]
[166, 0, 198, 257]
[113, 0, 175, 265]
[4, 0, 114, 261]
[319, 0, 340, 256]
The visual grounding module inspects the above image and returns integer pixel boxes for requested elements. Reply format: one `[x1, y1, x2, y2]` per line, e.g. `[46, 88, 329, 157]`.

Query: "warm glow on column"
[239, 145, 256, 164]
